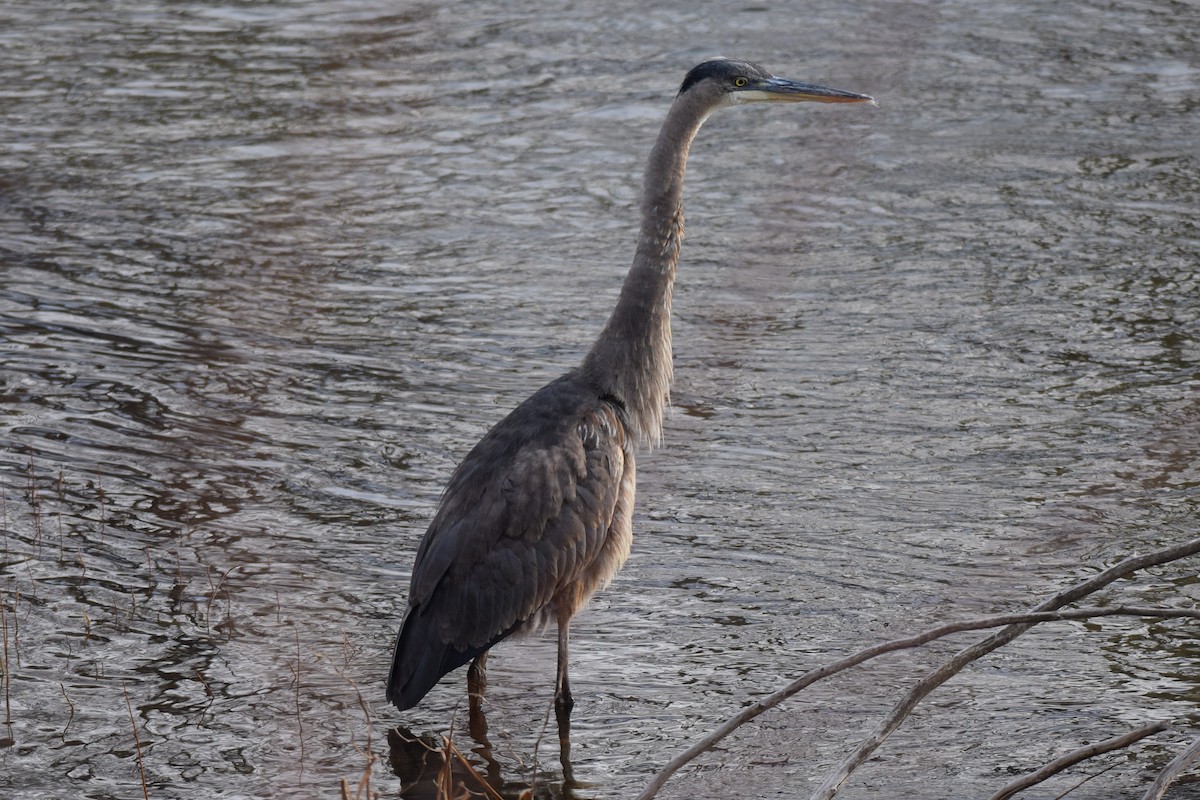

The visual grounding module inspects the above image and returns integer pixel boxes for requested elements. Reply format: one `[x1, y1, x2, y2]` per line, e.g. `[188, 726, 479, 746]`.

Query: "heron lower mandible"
[387, 58, 874, 714]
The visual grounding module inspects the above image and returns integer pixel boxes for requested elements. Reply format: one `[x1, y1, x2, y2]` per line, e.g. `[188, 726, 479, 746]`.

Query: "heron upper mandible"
[387, 58, 874, 714]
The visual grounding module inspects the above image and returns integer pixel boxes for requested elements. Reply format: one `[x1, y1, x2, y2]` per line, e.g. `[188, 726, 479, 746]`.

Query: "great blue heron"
[387, 58, 873, 714]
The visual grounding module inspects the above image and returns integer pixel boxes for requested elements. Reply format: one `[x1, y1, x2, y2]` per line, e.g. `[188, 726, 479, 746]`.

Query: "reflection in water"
[1, 0, 1198, 798]
[388, 702, 581, 800]
[388, 726, 504, 799]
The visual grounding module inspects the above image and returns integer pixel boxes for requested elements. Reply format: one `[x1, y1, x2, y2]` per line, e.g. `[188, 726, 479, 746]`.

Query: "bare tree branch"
[988, 720, 1172, 800]
[635, 606, 1198, 800]
[633, 536, 1200, 800]
[1142, 732, 1200, 800]
[811, 536, 1200, 800]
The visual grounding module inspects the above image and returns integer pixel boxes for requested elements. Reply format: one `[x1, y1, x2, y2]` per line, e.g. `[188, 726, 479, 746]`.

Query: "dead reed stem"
[444, 736, 504, 800]
[8, 589, 17, 668]
[339, 639, 379, 800]
[193, 669, 215, 722]
[56, 468, 64, 559]
[291, 627, 305, 786]
[2, 477, 8, 562]
[95, 465, 105, 541]
[59, 682, 75, 740]
[1, 593, 11, 739]
[528, 701, 556, 799]
[26, 455, 42, 546]
[123, 681, 150, 800]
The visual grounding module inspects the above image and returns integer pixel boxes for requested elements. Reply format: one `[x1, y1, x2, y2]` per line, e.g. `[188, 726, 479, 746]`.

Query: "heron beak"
[744, 76, 877, 106]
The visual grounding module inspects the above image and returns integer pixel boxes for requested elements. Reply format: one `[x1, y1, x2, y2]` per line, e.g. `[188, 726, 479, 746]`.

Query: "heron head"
[679, 58, 876, 108]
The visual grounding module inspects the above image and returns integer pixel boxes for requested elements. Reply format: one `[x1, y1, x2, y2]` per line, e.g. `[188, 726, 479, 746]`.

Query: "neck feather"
[581, 89, 715, 447]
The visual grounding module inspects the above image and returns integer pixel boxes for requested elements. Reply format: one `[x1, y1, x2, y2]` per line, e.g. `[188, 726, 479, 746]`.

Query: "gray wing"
[387, 377, 632, 710]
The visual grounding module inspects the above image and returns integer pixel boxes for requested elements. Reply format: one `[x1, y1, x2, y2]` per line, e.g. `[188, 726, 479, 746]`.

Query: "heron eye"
[733, 77, 748, 87]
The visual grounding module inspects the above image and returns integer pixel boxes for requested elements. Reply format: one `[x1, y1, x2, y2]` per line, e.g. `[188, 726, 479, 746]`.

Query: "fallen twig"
[988, 720, 1172, 800]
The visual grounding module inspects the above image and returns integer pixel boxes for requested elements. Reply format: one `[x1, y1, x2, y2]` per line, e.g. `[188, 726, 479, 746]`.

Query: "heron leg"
[554, 622, 573, 712]
[554, 624, 575, 781]
[556, 698, 576, 788]
[467, 652, 488, 707]
[466, 652, 491, 747]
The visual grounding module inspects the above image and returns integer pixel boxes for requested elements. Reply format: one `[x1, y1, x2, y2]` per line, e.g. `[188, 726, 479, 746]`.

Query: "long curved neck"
[581, 88, 717, 448]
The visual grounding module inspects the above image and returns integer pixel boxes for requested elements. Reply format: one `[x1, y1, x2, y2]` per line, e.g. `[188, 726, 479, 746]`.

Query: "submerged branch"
[635, 536, 1200, 800]
[988, 720, 1172, 800]
[812, 537, 1200, 800]
[1141, 732, 1200, 800]
[637, 606, 1197, 800]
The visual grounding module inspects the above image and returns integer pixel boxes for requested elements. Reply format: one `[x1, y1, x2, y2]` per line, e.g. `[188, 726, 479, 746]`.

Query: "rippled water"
[2, 1, 1198, 798]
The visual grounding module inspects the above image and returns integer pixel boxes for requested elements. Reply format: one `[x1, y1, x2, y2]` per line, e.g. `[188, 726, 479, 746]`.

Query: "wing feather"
[387, 374, 632, 710]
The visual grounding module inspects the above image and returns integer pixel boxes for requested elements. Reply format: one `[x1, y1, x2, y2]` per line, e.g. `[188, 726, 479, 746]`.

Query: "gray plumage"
[387, 58, 873, 713]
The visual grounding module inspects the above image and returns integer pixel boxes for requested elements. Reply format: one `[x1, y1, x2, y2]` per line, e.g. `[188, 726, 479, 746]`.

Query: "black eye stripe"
[677, 58, 772, 95]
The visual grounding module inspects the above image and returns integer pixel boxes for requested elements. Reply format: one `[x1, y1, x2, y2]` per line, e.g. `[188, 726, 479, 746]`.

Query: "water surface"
[2, 1, 1198, 798]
